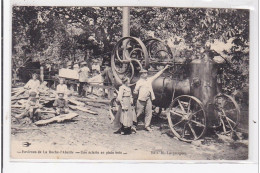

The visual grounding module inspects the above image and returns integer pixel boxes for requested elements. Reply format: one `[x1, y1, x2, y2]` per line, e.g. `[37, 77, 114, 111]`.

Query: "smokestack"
[122, 7, 130, 60]
[122, 7, 130, 37]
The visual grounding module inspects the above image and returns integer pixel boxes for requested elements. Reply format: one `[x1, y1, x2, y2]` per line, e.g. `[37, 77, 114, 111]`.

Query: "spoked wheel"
[111, 37, 149, 86]
[144, 38, 174, 70]
[167, 95, 207, 142]
[214, 94, 240, 134]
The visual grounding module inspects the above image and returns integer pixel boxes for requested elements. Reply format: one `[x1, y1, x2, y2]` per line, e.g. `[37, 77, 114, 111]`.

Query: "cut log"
[69, 105, 98, 115]
[35, 112, 78, 125]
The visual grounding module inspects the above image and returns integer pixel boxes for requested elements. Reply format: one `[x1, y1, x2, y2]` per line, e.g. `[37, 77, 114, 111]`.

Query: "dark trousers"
[79, 82, 87, 96]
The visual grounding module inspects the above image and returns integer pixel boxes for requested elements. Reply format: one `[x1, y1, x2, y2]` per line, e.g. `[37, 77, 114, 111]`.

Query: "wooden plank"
[69, 105, 98, 115]
[11, 105, 24, 108]
[76, 97, 111, 104]
[85, 102, 102, 108]
[12, 89, 26, 98]
[68, 98, 85, 106]
[68, 105, 77, 109]
[12, 87, 24, 91]
[35, 112, 78, 125]
[11, 96, 29, 101]
[75, 106, 98, 115]
[41, 110, 56, 114]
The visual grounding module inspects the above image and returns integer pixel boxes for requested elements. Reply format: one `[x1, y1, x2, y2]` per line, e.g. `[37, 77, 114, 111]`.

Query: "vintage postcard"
[10, 6, 250, 160]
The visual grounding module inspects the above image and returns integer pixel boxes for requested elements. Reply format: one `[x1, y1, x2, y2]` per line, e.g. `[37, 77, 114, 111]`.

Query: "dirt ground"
[10, 97, 248, 160]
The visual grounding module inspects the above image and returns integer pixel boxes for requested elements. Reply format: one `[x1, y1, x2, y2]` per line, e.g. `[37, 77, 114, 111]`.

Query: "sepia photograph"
[10, 6, 250, 160]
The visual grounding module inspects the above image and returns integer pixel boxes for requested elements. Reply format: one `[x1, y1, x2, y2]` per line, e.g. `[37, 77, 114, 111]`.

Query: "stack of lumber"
[11, 85, 101, 126]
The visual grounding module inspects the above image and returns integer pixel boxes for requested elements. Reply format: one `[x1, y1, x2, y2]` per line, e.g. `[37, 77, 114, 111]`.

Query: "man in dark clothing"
[101, 61, 115, 99]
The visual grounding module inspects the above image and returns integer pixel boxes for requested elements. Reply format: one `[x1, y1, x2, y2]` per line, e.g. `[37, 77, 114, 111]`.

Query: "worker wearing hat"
[92, 59, 101, 73]
[78, 61, 90, 97]
[133, 65, 169, 132]
[53, 91, 69, 115]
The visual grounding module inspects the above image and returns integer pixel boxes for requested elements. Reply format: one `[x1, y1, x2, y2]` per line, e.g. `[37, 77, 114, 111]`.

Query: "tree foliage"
[12, 7, 249, 93]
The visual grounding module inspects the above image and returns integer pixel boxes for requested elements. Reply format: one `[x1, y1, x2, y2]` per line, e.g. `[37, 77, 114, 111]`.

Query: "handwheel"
[167, 95, 207, 142]
[214, 94, 240, 134]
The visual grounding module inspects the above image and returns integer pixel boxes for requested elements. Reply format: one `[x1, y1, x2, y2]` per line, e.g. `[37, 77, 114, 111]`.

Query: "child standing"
[115, 77, 135, 135]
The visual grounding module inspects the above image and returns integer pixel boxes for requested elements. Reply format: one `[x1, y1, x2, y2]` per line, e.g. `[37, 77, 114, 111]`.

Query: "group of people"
[77, 60, 113, 97]
[113, 65, 169, 135]
[15, 74, 71, 123]
[14, 60, 169, 134]
[14, 58, 114, 123]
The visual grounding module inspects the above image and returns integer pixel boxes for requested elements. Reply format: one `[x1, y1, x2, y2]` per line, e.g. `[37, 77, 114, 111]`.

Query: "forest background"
[12, 7, 249, 95]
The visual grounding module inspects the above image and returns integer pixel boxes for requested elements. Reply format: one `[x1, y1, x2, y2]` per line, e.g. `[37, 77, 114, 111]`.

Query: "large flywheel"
[144, 38, 174, 70]
[111, 37, 149, 86]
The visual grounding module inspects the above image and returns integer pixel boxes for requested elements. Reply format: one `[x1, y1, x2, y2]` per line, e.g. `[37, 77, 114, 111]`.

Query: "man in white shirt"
[78, 62, 90, 97]
[133, 65, 169, 132]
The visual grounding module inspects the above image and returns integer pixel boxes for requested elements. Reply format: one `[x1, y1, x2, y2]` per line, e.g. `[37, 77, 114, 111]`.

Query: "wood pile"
[11, 83, 112, 127]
